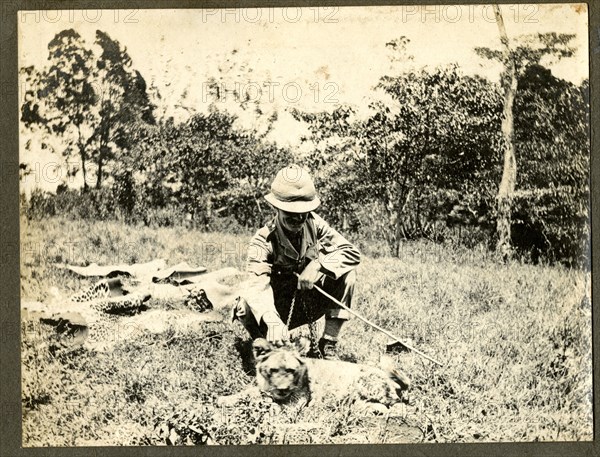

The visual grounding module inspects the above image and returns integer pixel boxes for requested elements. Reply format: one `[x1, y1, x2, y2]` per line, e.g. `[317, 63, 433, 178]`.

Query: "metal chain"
[286, 291, 296, 329]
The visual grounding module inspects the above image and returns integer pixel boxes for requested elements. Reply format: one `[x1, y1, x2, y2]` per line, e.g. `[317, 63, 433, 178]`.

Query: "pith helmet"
[264, 165, 321, 213]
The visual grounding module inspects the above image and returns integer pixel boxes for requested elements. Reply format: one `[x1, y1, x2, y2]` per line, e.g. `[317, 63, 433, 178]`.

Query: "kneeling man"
[232, 164, 361, 360]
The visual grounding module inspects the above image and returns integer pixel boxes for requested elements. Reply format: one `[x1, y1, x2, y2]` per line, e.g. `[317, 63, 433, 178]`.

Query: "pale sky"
[18, 4, 589, 193]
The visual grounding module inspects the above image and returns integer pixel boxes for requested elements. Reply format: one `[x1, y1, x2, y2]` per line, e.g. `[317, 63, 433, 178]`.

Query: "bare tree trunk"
[96, 152, 103, 189]
[96, 102, 112, 189]
[206, 194, 213, 224]
[78, 129, 89, 193]
[81, 152, 88, 192]
[96, 143, 106, 189]
[493, 5, 518, 260]
[394, 207, 402, 257]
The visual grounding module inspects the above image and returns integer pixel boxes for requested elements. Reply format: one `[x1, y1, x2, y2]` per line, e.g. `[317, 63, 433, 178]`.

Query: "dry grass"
[20, 216, 593, 445]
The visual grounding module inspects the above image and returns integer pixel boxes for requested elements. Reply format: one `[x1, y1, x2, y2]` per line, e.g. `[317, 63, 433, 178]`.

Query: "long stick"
[296, 273, 442, 366]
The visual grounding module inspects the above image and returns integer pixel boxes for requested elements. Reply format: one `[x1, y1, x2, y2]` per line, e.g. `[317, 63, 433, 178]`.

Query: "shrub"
[512, 188, 590, 268]
[26, 188, 57, 219]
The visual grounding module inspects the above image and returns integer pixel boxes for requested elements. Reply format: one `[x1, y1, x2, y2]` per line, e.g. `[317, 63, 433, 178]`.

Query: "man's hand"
[297, 259, 325, 290]
[262, 311, 289, 346]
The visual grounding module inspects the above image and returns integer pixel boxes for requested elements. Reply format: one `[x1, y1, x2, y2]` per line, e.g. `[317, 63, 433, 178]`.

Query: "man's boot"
[318, 337, 339, 360]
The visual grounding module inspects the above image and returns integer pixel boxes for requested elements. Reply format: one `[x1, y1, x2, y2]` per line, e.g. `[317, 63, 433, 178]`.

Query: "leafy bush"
[26, 188, 57, 219]
[513, 188, 590, 267]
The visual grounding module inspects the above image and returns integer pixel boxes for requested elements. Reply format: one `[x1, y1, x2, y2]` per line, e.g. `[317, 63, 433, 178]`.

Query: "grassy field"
[20, 216, 593, 445]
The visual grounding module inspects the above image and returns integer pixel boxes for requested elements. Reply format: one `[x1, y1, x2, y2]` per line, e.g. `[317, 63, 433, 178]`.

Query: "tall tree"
[492, 5, 518, 260]
[92, 30, 155, 188]
[21, 30, 97, 190]
[475, 21, 577, 259]
[20, 29, 155, 191]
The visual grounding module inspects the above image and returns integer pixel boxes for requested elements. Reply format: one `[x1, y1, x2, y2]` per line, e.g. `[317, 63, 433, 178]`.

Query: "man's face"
[277, 209, 308, 234]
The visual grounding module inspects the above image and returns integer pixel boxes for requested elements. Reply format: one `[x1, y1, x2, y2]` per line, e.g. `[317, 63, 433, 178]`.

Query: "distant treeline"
[19, 30, 589, 267]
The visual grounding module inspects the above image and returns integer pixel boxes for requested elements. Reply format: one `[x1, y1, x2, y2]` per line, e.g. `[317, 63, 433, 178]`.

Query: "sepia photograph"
[17, 3, 592, 446]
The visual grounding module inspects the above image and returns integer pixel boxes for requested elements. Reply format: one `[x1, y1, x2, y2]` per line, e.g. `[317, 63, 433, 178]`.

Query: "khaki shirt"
[243, 212, 361, 323]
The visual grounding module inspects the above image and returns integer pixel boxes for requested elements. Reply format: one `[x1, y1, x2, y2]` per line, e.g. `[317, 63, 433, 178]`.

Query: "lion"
[217, 338, 411, 414]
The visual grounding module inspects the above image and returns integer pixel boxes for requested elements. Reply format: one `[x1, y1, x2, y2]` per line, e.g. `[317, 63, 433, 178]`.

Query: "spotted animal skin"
[63, 280, 150, 347]
[69, 280, 148, 315]
[69, 280, 111, 303]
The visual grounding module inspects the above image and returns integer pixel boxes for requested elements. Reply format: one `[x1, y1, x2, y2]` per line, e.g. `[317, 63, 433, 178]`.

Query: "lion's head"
[252, 338, 310, 403]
